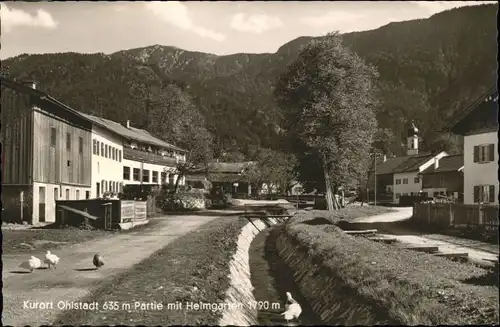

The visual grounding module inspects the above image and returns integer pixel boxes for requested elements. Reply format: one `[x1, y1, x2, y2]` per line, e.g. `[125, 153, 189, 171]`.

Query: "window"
[395, 193, 401, 198]
[50, 127, 57, 147]
[168, 174, 175, 185]
[105, 145, 108, 158]
[93, 139, 97, 154]
[85, 191, 90, 199]
[118, 150, 122, 162]
[133, 168, 140, 181]
[102, 180, 107, 192]
[65, 189, 70, 200]
[66, 133, 71, 151]
[112, 148, 116, 160]
[142, 169, 150, 183]
[54, 187, 58, 201]
[161, 172, 167, 184]
[403, 178, 408, 184]
[100, 142, 104, 156]
[76, 190, 80, 200]
[79, 137, 83, 153]
[119, 183, 123, 193]
[123, 166, 130, 180]
[396, 179, 401, 185]
[474, 185, 496, 203]
[152, 171, 158, 183]
[414, 177, 420, 183]
[474, 144, 495, 163]
[433, 192, 439, 197]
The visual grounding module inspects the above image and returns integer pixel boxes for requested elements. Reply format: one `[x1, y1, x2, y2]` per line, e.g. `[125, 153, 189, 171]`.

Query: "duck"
[281, 292, 302, 324]
[93, 253, 104, 270]
[44, 250, 60, 269]
[19, 256, 42, 272]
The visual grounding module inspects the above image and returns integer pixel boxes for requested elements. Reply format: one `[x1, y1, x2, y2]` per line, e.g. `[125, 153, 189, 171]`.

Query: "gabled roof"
[207, 162, 255, 174]
[448, 86, 498, 135]
[420, 154, 464, 174]
[1, 75, 92, 129]
[392, 153, 436, 173]
[78, 113, 186, 153]
[373, 152, 435, 175]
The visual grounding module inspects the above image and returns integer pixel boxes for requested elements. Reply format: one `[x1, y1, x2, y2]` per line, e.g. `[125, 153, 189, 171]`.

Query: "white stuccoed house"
[449, 87, 498, 205]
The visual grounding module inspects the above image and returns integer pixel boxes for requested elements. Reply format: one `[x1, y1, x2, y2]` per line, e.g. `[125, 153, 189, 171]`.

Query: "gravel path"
[350, 207, 413, 223]
[2, 215, 219, 326]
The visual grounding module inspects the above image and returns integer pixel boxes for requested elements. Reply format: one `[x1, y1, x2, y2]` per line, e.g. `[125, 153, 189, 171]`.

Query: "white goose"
[19, 256, 42, 272]
[281, 292, 302, 324]
[44, 250, 60, 269]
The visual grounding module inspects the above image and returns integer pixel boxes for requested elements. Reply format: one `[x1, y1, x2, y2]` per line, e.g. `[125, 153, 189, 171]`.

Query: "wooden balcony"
[123, 147, 179, 166]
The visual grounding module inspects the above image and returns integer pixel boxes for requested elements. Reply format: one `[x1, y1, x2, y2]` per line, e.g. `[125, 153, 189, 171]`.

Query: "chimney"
[126, 120, 130, 129]
[383, 155, 387, 162]
[434, 157, 439, 169]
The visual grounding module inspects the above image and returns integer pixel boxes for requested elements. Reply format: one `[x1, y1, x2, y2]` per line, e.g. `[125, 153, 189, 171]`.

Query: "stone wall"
[218, 218, 279, 326]
[272, 226, 396, 325]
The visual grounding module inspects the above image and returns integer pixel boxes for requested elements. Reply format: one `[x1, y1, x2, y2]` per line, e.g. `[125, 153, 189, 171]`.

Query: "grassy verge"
[1, 227, 116, 254]
[284, 211, 499, 325]
[54, 216, 249, 326]
[288, 206, 394, 225]
[2, 219, 164, 255]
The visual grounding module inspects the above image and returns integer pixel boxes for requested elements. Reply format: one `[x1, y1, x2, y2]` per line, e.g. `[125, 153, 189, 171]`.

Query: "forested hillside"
[2, 3, 497, 157]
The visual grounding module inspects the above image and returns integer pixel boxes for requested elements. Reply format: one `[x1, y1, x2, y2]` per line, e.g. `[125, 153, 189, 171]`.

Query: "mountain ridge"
[1, 3, 497, 157]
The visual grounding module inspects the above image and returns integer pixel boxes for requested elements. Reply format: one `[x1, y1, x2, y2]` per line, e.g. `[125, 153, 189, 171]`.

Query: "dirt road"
[2, 214, 219, 326]
[350, 207, 413, 223]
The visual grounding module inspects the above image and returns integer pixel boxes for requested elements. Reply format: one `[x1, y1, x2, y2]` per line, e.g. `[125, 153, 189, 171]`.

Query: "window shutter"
[473, 146, 479, 163]
[488, 144, 494, 162]
[473, 185, 480, 203]
[489, 185, 495, 203]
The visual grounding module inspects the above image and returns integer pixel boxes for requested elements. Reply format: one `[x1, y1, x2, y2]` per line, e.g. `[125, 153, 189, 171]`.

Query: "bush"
[208, 186, 232, 208]
[156, 188, 205, 212]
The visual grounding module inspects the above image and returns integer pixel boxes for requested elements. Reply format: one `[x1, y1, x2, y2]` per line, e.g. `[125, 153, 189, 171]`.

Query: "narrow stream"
[249, 226, 323, 326]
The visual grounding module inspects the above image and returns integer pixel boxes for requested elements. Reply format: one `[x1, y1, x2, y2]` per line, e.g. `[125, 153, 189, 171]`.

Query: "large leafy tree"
[245, 148, 298, 195]
[146, 84, 213, 193]
[275, 32, 379, 210]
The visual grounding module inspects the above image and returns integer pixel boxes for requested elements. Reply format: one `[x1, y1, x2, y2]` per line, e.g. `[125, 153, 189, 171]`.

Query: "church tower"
[407, 120, 419, 156]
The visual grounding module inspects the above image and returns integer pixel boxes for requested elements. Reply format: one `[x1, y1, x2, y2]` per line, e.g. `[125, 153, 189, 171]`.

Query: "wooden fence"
[413, 203, 499, 231]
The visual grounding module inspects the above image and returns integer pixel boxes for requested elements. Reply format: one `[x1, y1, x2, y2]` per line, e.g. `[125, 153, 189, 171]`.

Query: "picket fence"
[413, 202, 499, 231]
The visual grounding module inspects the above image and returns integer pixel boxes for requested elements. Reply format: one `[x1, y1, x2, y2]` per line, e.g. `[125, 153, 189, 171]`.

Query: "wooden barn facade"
[1, 76, 92, 224]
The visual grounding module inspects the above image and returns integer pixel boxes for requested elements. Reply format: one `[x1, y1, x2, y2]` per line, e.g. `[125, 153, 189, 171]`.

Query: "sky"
[0, 1, 496, 59]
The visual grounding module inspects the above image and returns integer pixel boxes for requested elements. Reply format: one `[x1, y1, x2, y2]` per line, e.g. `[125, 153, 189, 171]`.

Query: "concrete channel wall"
[272, 228, 395, 325]
[218, 218, 280, 326]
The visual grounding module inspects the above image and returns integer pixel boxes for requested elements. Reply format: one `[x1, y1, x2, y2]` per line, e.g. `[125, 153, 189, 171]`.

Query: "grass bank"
[2, 219, 163, 254]
[54, 216, 249, 326]
[288, 205, 394, 225]
[283, 211, 499, 325]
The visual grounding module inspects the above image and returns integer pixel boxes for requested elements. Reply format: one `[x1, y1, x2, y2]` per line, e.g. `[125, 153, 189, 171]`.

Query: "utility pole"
[374, 154, 377, 206]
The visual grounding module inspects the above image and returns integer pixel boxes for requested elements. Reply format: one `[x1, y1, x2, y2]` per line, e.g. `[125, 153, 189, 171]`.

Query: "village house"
[419, 154, 464, 202]
[1, 77, 93, 224]
[1, 76, 188, 223]
[186, 161, 255, 196]
[368, 121, 448, 204]
[78, 114, 187, 196]
[449, 87, 498, 205]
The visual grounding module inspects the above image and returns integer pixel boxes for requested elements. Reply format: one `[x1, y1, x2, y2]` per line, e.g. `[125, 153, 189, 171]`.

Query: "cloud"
[409, 1, 497, 15]
[144, 1, 225, 42]
[0, 3, 59, 32]
[230, 13, 283, 34]
[299, 11, 367, 28]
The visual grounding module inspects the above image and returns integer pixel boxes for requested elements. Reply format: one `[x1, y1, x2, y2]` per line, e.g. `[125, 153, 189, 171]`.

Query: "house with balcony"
[79, 114, 187, 194]
[1, 76, 92, 224]
[449, 87, 498, 205]
[419, 154, 464, 202]
[367, 121, 448, 204]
